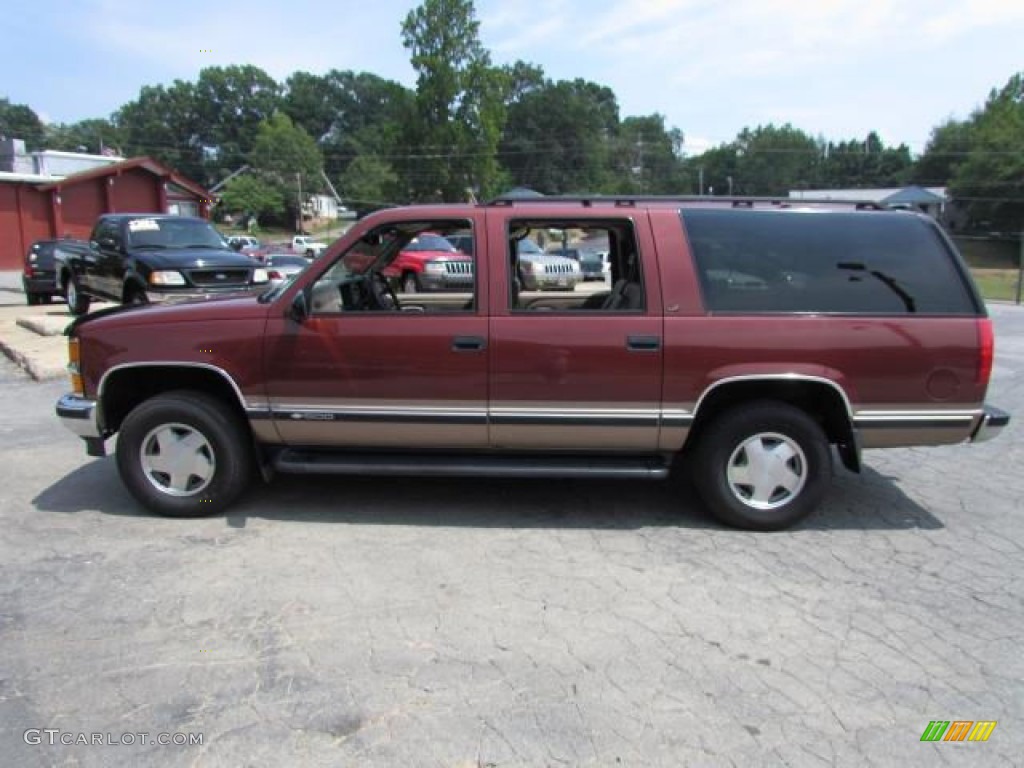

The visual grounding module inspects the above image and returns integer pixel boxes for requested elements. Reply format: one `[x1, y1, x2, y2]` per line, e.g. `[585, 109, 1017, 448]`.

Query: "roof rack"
[485, 194, 891, 210]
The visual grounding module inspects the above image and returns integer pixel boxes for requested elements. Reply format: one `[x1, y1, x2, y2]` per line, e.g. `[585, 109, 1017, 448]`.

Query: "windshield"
[126, 218, 228, 249]
[404, 234, 458, 253]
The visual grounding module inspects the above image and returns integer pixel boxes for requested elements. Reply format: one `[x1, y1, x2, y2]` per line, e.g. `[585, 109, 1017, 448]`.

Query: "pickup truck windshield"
[126, 218, 228, 250]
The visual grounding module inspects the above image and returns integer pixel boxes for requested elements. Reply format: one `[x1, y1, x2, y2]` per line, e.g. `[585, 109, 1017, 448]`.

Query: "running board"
[273, 449, 671, 480]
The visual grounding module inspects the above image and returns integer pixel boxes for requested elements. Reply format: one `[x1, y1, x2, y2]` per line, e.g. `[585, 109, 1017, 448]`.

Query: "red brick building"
[0, 157, 212, 270]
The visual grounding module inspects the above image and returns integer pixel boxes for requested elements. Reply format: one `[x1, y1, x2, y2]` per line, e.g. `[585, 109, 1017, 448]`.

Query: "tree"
[115, 81, 204, 181]
[248, 112, 324, 224]
[192, 65, 281, 181]
[612, 114, 685, 194]
[948, 72, 1024, 230]
[0, 97, 46, 149]
[401, 0, 507, 200]
[337, 155, 400, 209]
[912, 119, 973, 187]
[500, 78, 620, 194]
[46, 118, 124, 155]
[217, 174, 285, 224]
[732, 124, 820, 195]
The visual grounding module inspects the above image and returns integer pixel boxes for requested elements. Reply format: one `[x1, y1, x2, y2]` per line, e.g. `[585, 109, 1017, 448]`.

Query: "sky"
[3, 0, 1022, 156]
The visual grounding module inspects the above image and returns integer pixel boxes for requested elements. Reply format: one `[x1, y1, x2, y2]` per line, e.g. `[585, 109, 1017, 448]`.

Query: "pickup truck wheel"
[116, 391, 253, 517]
[126, 288, 148, 306]
[65, 277, 91, 316]
[692, 401, 831, 531]
[26, 293, 40, 306]
[306, 248, 314, 258]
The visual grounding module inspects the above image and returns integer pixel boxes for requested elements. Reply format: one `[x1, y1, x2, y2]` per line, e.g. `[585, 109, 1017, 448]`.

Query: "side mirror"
[97, 236, 117, 250]
[288, 290, 309, 323]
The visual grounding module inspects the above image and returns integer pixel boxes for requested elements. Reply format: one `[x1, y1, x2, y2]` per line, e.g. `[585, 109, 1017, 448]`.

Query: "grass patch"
[971, 268, 1022, 302]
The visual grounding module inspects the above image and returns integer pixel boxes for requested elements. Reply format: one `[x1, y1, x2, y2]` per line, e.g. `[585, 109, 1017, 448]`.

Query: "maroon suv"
[55, 196, 1009, 530]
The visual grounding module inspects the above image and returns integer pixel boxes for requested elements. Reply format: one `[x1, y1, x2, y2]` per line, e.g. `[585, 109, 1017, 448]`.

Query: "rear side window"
[682, 210, 978, 315]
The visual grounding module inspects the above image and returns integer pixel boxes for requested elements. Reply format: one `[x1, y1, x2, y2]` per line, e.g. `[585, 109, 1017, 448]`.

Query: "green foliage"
[0, 97, 46, 150]
[248, 113, 324, 218]
[115, 81, 204, 181]
[218, 175, 285, 223]
[501, 78, 620, 194]
[45, 119, 124, 155]
[948, 72, 1024, 230]
[193, 65, 281, 181]
[401, 0, 507, 200]
[337, 155, 400, 207]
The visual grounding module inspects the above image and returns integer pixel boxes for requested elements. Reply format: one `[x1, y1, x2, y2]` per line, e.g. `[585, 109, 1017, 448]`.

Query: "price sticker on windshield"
[128, 219, 161, 232]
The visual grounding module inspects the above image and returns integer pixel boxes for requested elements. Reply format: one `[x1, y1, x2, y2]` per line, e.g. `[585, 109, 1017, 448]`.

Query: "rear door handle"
[626, 335, 661, 351]
[452, 335, 486, 352]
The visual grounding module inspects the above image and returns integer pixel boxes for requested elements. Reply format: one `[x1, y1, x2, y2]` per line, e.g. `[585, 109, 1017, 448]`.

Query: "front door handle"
[452, 335, 486, 352]
[626, 335, 661, 351]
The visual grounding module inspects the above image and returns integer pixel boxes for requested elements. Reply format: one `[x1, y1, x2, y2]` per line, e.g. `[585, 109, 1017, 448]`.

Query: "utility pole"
[636, 135, 644, 194]
[699, 167, 704, 196]
[295, 172, 302, 233]
[1016, 228, 1023, 305]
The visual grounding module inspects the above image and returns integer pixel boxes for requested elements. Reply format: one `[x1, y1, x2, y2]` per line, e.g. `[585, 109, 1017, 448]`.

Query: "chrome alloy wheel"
[139, 423, 216, 497]
[726, 432, 808, 510]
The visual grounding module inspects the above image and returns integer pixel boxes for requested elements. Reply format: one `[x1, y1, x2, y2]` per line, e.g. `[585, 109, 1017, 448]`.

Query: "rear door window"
[681, 209, 979, 315]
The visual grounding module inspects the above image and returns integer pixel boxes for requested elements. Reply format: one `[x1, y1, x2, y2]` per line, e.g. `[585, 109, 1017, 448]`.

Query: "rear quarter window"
[681, 209, 979, 315]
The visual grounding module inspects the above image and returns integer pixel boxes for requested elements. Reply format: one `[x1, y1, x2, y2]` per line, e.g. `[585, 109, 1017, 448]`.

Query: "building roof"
[33, 156, 210, 199]
[789, 186, 947, 203]
[0, 171, 57, 184]
[882, 186, 946, 205]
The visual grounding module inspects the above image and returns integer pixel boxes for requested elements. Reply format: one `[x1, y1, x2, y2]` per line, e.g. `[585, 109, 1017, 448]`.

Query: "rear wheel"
[116, 391, 253, 517]
[125, 287, 149, 306]
[26, 293, 40, 306]
[692, 401, 831, 530]
[65, 276, 91, 316]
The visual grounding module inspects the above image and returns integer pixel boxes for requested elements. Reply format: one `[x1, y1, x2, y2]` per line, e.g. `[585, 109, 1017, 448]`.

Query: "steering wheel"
[368, 272, 400, 310]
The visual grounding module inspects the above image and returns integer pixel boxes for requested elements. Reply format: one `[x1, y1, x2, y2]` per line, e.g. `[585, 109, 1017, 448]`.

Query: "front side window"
[309, 219, 476, 315]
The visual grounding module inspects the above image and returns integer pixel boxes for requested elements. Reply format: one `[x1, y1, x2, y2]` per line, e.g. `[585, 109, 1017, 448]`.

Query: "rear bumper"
[23, 274, 58, 295]
[970, 405, 1010, 443]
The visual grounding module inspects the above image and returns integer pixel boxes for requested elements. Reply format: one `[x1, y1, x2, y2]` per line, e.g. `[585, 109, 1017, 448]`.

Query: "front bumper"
[525, 275, 580, 291]
[970, 405, 1010, 443]
[145, 286, 266, 303]
[56, 394, 101, 438]
[23, 274, 58, 295]
[418, 273, 475, 292]
[56, 394, 106, 457]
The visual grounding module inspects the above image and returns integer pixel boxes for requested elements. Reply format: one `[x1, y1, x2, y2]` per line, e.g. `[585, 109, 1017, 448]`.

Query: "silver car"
[263, 254, 310, 289]
[516, 239, 581, 291]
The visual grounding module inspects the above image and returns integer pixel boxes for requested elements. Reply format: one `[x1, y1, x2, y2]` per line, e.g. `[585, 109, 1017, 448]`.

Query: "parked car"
[22, 240, 64, 305]
[382, 232, 475, 292]
[291, 235, 328, 257]
[263, 254, 310, 288]
[56, 196, 1009, 530]
[54, 214, 269, 315]
[516, 238, 581, 291]
[547, 247, 608, 281]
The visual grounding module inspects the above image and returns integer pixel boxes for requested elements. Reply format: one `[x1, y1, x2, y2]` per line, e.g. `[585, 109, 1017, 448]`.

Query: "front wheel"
[116, 391, 253, 517]
[691, 401, 831, 530]
[402, 272, 420, 293]
[65, 276, 91, 316]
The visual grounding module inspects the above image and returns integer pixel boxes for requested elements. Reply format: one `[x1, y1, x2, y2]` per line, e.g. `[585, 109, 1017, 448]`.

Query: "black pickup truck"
[54, 214, 270, 315]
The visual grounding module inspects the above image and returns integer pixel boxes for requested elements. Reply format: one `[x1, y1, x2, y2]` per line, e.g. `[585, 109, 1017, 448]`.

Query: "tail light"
[268, 270, 282, 280]
[976, 318, 994, 386]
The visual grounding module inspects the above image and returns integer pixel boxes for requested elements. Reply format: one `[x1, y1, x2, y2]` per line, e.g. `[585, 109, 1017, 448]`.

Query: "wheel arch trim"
[691, 374, 855, 422]
[98, 362, 250, 413]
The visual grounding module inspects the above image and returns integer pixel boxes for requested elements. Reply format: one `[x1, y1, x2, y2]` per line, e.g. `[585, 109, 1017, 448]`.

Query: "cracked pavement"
[0, 299, 1021, 766]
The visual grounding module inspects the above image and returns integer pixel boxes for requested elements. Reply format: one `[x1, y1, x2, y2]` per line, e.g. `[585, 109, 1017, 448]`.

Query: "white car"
[292, 236, 328, 257]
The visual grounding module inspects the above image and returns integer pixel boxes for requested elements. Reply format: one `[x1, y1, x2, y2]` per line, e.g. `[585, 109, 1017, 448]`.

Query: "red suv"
[380, 232, 474, 293]
[56, 196, 1009, 530]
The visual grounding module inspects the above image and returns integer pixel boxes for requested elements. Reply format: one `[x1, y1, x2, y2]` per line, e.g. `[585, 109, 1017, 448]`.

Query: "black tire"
[26, 293, 40, 306]
[65, 276, 91, 316]
[306, 249, 314, 258]
[39, 294, 52, 304]
[402, 272, 420, 293]
[125, 287, 148, 306]
[691, 401, 831, 531]
[115, 390, 253, 517]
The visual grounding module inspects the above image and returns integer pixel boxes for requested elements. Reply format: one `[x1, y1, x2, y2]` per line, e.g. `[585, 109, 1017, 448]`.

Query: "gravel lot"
[1, 300, 1021, 767]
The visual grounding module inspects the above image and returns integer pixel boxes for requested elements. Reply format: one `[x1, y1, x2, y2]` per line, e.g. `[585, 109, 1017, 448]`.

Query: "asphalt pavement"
[0, 304, 1021, 767]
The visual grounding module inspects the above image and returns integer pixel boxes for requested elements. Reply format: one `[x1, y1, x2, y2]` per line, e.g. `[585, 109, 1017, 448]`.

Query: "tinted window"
[682, 210, 978, 315]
